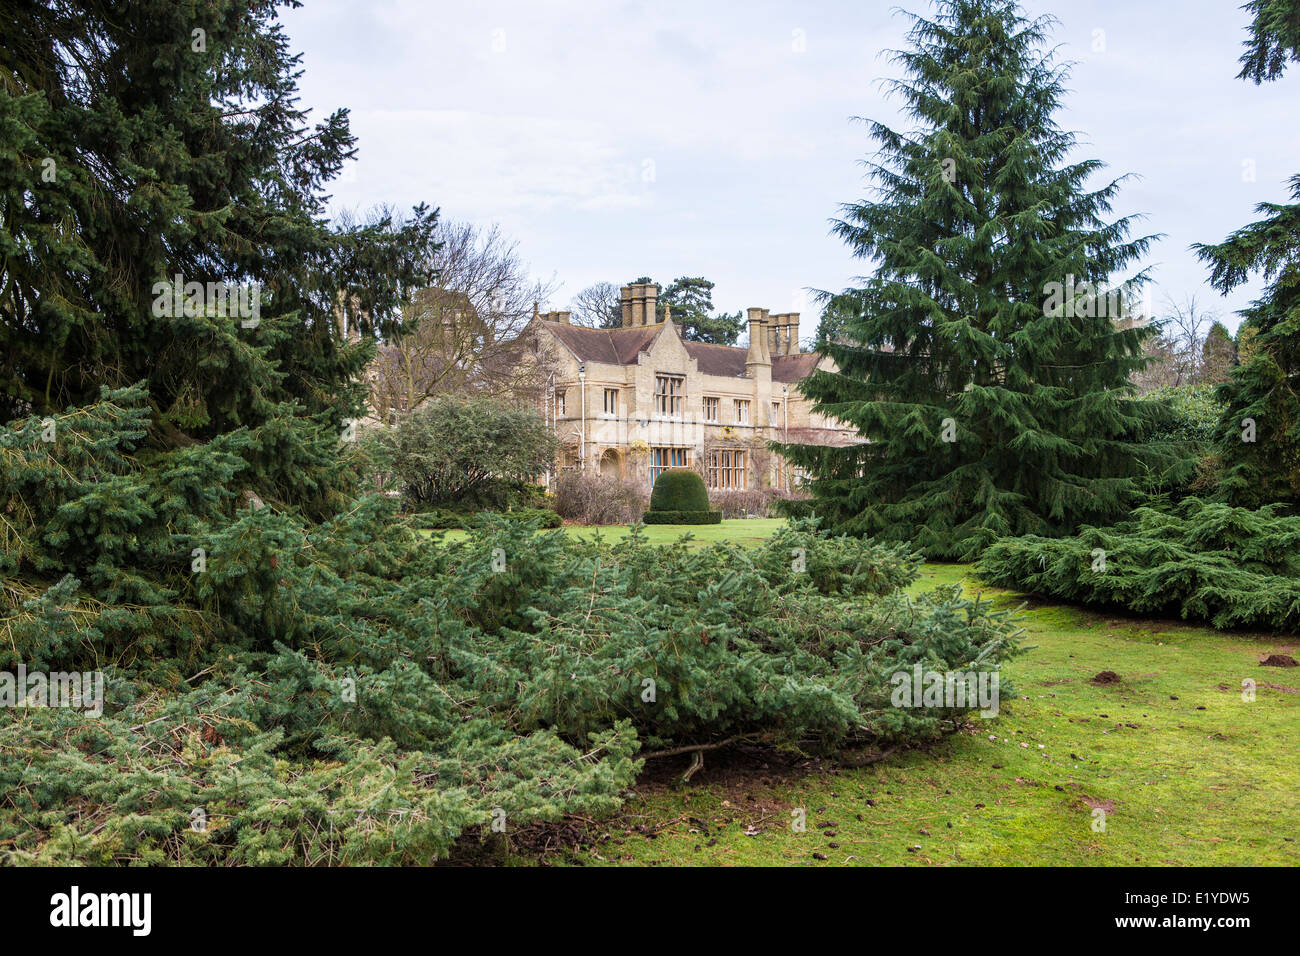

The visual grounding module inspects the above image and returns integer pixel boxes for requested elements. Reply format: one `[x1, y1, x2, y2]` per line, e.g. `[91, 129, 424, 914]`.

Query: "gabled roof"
[545, 321, 663, 366]
[772, 352, 820, 383]
[683, 340, 746, 377]
[541, 318, 825, 383]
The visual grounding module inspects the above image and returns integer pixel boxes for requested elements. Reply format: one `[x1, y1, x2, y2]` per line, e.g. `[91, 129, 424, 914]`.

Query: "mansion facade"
[527, 280, 859, 491]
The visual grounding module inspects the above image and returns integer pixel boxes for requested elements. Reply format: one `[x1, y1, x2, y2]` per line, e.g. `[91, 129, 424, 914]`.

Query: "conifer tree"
[1195, 0, 1300, 508]
[660, 276, 744, 345]
[779, 0, 1170, 559]
[1200, 321, 1237, 385]
[0, 0, 438, 518]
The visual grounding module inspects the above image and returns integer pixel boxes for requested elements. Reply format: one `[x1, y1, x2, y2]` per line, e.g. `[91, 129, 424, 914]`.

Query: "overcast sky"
[283, 0, 1297, 333]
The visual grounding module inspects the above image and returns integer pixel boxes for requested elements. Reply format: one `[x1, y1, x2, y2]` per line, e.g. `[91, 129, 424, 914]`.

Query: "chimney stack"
[745, 307, 771, 376]
[768, 314, 785, 357]
[764, 313, 802, 356]
[620, 280, 659, 326]
[619, 286, 632, 327]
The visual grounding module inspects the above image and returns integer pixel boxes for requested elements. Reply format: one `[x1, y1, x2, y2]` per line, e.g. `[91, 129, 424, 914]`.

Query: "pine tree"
[1195, 0, 1300, 508]
[779, 0, 1169, 559]
[657, 276, 744, 345]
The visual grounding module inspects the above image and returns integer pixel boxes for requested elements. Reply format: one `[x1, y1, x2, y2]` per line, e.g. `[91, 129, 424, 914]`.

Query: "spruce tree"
[0, 0, 437, 518]
[1195, 0, 1300, 508]
[0, 1, 438, 661]
[779, 0, 1170, 560]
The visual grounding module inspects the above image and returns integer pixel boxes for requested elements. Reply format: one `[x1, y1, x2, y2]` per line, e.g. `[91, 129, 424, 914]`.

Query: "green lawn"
[485, 523, 1299, 866]
[561, 518, 787, 548]
[430, 517, 786, 548]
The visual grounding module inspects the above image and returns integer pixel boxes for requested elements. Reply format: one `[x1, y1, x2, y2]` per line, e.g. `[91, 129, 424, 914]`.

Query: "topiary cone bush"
[644, 468, 722, 524]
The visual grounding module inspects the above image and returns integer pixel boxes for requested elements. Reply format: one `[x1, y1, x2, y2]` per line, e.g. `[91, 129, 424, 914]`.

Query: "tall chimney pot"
[620, 286, 634, 328]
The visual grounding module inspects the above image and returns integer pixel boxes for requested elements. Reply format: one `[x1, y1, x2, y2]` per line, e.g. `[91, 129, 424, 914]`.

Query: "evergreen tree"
[1195, 0, 1300, 507]
[659, 276, 743, 345]
[814, 293, 861, 347]
[0, 0, 437, 518]
[1200, 321, 1237, 385]
[0, 0, 1030, 865]
[0, 0, 444, 675]
[778, 0, 1169, 560]
[1237, 0, 1300, 83]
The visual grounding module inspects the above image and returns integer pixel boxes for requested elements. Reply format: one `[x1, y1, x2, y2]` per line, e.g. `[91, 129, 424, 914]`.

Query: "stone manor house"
[526, 279, 859, 491]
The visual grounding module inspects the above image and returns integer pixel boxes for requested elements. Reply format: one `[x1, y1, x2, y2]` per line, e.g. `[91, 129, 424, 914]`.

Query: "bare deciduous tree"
[1129, 294, 1222, 393]
[367, 221, 559, 417]
[569, 281, 622, 329]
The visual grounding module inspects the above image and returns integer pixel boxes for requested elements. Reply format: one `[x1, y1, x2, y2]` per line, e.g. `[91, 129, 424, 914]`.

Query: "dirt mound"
[1261, 654, 1298, 668]
[1090, 671, 1122, 685]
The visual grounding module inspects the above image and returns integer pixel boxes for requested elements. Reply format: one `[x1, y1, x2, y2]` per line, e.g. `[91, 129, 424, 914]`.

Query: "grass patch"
[429, 517, 787, 548]
[527, 563, 1300, 866]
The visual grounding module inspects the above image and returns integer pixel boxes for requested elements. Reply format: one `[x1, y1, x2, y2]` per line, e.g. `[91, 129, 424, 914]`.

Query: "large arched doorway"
[599, 448, 621, 478]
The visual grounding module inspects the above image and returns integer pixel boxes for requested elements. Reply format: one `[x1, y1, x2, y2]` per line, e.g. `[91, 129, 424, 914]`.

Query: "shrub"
[407, 508, 470, 530]
[1136, 384, 1226, 503]
[645, 469, 720, 524]
[712, 488, 811, 519]
[553, 471, 647, 525]
[1, 394, 1022, 864]
[365, 396, 556, 508]
[649, 469, 710, 511]
[976, 498, 1300, 631]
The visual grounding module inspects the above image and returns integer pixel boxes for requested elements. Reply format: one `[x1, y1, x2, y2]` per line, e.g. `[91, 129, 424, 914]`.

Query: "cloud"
[329, 109, 654, 216]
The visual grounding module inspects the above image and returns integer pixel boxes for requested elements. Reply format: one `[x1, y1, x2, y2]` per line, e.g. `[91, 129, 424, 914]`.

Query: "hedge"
[649, 469, 711, 511]
[645, 469, 721, 524]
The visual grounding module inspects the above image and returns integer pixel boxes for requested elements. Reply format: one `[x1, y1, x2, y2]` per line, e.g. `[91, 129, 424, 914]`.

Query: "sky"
[282, 0, 1298, 333]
